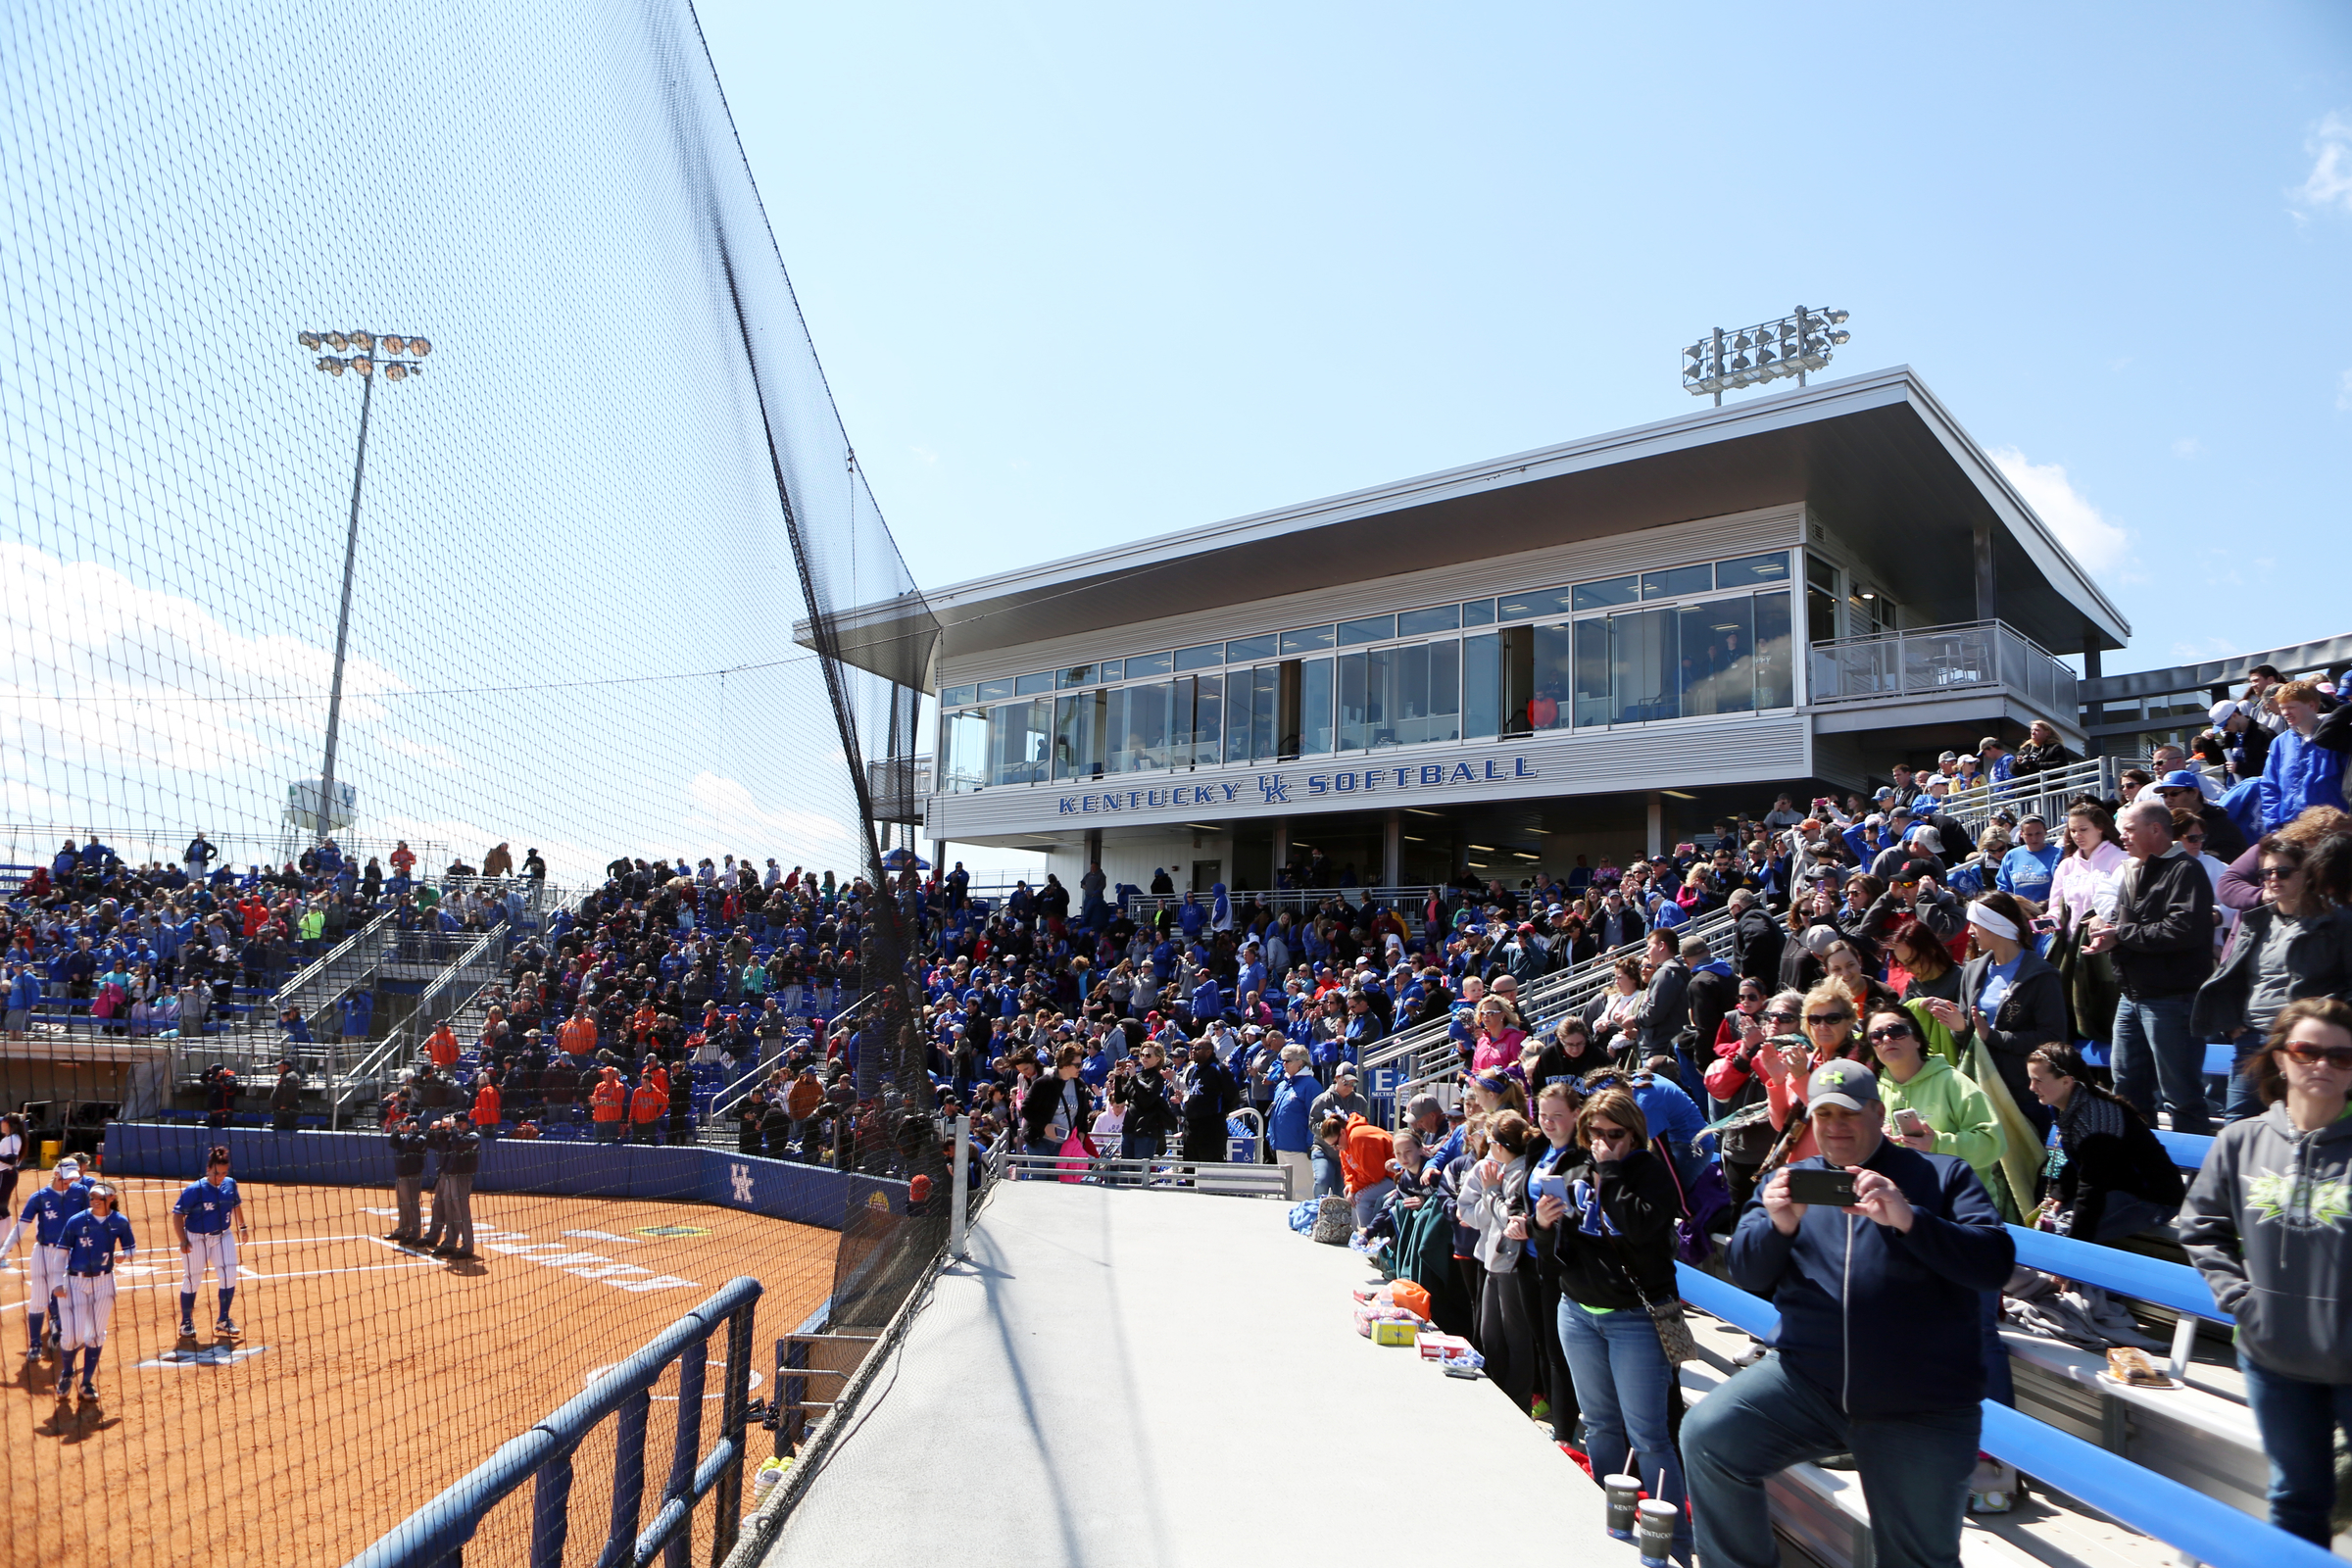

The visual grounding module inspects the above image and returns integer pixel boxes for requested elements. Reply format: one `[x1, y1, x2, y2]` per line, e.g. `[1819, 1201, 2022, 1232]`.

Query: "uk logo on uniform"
[730, 1163, 755, 1204]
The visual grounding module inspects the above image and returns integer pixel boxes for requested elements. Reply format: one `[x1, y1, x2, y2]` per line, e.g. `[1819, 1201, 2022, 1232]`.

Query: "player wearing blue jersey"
[54, 1183, 132, 1407]
[1, 1156, 93, 1364]
[171, 1146, 249, 1342]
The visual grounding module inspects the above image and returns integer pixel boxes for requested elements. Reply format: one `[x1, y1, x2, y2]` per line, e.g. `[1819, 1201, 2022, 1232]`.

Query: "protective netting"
[0, 0, 941, 1561]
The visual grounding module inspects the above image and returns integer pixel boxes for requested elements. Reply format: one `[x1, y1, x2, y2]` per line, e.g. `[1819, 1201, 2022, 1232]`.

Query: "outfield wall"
[100, 1123, 909, 1231]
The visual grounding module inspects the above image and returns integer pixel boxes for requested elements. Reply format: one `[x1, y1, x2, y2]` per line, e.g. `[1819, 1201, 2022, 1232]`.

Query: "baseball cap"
[2156, 769, 2205, 793]
[1863, 811, 1886, 827]
[1806, 1059, 1881, 1114]
[1333, 1063, 1359, 1081]
[1873, 787, 1895, 801]
[1517, 921, 1537, 935]
[1937, 751, 1958, 762]
[54, 1156, 80, 1175]
[1978, 736, 2005, 752]
[1404, 1092, 1445, 1122]
[2209, 699, 2240, 726]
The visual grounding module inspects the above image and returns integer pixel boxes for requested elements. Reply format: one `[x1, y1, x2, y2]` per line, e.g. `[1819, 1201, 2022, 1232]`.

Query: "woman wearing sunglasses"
[2181, 998, 2352, 1545]
[1704, 990, 1807, 1206]
[1752, 981, 1865, 1171]
[1534, 1085, 1693, 1564]
[1865, 1008, 2013, 1218]
[2192, 834, 2352, 1123]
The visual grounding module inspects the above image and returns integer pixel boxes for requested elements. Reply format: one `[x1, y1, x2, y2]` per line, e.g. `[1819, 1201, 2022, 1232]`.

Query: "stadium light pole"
[1682, 307, 1849, 406]
[294, 329, 430, 842]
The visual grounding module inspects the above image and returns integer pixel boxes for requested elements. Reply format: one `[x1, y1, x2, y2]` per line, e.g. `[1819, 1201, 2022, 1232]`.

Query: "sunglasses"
[1588, 1125, 1635, 1144]
[2262, 865, 2302, 881]
[1762, 1007, 1800, 1021]
[2280, 1044, 2352, 1070]
[1866, 1023, 1915, 1043]
[1805, 1012, 1854, 1027]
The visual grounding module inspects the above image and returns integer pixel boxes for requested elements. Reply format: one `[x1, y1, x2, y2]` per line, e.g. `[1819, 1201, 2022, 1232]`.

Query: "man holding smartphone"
[1682, 1062, 2013, 1568]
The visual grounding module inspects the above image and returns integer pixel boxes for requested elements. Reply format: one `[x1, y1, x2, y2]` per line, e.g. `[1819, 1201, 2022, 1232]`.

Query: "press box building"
[841, 368, 2130, 894]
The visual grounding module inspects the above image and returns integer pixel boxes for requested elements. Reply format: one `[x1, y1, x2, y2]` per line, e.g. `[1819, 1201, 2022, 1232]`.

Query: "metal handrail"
[705, 990, 879, 1125]
[1374, 904, 1740, 1118]
[349, 1276, 760, 1568]
[1938, 756, 2119, 839]
[271, 904, 398, 1008]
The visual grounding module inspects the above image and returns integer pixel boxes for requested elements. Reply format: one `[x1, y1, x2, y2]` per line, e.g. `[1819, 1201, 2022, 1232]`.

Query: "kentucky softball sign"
[1055, 753, 1540, 814]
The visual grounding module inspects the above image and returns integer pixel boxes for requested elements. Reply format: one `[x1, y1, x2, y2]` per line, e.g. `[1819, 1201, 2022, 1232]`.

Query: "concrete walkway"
[768, 1179, 1642, 1566]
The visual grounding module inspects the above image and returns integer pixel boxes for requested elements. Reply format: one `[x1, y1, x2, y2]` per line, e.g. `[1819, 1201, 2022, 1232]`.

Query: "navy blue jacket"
[1727, 1140, 2012, 1417]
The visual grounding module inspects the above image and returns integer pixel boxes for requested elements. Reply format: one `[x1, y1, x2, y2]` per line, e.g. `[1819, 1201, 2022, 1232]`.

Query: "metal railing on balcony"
[1808, 618, 2077, 722]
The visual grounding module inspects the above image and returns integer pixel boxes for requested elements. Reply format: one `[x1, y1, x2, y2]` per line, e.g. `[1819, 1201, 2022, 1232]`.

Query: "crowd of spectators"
[0, 833, 544, 1044]
[27, 661, 2352, 1562]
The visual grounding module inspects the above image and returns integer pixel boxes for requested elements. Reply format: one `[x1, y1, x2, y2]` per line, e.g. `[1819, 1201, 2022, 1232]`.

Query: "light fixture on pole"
[1682, 307, 1849, 406]
[294, 327, 433, 842]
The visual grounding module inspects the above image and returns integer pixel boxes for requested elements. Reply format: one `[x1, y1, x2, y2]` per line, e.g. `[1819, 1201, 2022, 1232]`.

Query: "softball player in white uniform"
[54, 1182, 133, 1405]
[2, 1156, 92, 1363]
[172, 1147, 248, 1340]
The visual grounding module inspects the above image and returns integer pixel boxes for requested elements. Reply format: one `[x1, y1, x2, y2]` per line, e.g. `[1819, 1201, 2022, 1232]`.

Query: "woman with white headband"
[1920, 892, 2071, 1142]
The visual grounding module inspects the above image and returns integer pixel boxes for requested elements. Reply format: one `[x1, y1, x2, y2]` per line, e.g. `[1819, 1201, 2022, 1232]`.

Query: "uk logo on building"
[731, 1163, 756, 1204]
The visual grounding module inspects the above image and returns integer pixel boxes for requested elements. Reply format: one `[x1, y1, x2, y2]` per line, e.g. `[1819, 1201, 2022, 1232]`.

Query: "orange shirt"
[1339, 1115, 1396, 1195]
[470, 1084, 501, 1126]
[629, 1084, 665, 1123]
[425, 1026, 459, 1068]
[558, 1017, 597, 1058]
[589, 1078, 626, 1122]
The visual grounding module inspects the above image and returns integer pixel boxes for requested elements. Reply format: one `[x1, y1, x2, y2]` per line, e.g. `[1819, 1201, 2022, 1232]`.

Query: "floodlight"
[322, 357, 346, 375]
[409, 337, 430, 357]
[383, 362, 407, 381]
[326, 332, 349, 352]
[350, 330, 374, 352]
[353, 356, 373, 376]
[1682, 306, 1850, 403]
[298, 331, 320, 349]
[381, 334, 405, 355]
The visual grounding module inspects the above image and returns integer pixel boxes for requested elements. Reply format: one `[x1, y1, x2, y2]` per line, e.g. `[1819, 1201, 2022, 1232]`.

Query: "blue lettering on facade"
[1040, 754, 1537, 819]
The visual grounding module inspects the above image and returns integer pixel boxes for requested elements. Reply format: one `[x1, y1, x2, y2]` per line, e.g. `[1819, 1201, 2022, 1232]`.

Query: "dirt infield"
[0, 1179, 835, 1567]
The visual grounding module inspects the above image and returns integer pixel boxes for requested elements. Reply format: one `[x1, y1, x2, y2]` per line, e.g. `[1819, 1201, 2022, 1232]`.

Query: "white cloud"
[1986, 446, 2131, 574]
[2337, 368, 2352, 413]
[2295, 112, 2352, 217]
[2170, 436, 2203, 459]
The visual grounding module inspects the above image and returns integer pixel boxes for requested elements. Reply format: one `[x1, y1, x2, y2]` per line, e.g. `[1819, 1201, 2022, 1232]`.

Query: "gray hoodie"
[2180, 1102, 2352, 1382]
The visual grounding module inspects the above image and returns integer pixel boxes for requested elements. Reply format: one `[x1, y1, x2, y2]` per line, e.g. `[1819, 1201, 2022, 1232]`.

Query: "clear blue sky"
[699, 0, 2352, 673]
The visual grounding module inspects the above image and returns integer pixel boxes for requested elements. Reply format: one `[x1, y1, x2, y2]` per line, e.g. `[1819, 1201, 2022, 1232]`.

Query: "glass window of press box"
[936, 550, 1795, 790]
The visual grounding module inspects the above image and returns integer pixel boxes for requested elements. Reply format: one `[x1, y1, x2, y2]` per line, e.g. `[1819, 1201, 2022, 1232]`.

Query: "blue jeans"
[1311, 1148, 1344, 1198]
[2239, 1350, 2352, 1544]
[2224, 1032, 2267, 1122]
[1559, 1301, 1691, 1559]
[1681, 1352, 1979, 1568]
[2111, 992, 2210, 1135]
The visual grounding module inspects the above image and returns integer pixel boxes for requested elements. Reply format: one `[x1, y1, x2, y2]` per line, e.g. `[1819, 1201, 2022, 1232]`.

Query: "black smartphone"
[1787, 1167, 1858, 1208]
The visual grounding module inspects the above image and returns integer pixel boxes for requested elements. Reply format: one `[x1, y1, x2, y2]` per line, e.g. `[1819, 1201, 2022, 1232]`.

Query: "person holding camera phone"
[1683, 1058, 2013, 1568]
[1535, 1083, 1692, 1564]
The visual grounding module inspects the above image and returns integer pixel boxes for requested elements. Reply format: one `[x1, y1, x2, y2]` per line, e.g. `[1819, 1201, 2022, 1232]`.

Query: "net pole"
[949, 1112, 970, 1258]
